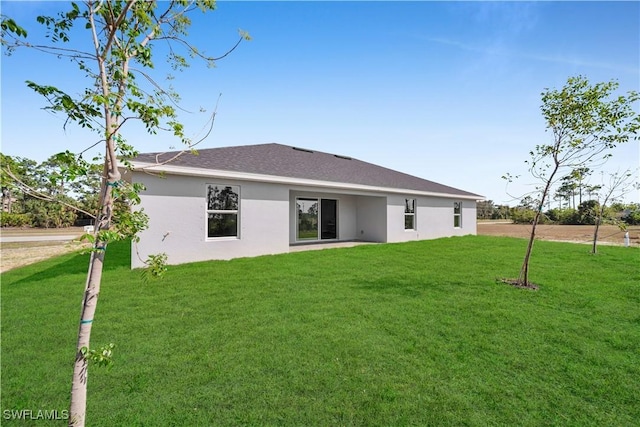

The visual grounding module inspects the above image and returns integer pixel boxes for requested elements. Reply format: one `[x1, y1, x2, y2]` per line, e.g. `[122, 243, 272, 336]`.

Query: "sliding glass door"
[296, 198, 338, 241]
[297, 198, 318, 240]
[321, 199, 337, 239]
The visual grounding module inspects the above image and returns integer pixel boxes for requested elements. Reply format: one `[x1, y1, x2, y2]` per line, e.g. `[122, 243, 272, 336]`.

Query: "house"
[125, 143, 483, 267]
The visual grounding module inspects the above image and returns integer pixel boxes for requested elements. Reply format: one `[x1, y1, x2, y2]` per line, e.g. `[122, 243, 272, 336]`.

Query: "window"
[206, 184, 239, 238]
[454, 201, 462, 228]
[405, 198, 416, 230]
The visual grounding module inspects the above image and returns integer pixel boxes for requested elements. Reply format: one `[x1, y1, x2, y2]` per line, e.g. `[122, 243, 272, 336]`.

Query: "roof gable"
[133, 143, 482, 198]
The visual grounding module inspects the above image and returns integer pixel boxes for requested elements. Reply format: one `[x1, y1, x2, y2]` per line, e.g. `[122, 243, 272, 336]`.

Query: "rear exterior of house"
[126, 143, 482, 268]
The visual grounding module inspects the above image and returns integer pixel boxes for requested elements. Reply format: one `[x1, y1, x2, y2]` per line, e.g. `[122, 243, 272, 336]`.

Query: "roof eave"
[128, 161, 484, 200]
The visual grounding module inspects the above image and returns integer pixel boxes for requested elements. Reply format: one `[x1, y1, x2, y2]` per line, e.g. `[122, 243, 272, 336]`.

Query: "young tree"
[504, 76, 639, 288]
[1, 2, 248, 425]
[590, 170, 639, 254]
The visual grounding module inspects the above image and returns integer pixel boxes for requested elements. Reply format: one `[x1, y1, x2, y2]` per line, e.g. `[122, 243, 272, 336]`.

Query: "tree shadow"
[7, 241, 131, 286]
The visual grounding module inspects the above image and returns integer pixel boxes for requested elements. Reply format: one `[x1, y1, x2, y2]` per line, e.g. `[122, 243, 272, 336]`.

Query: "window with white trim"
[454, 201, 462, 228]
[405, 198, 416, 230]
[206, 184, 239, 238]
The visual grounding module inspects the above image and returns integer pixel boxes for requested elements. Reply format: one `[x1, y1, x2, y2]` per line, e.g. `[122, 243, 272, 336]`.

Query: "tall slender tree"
[590, 170, 639, 254]
[558, 174, 578, 209]
[504, 76, 639, 288]
[571, 167, 592, 205]
[1, 2, 248, 425]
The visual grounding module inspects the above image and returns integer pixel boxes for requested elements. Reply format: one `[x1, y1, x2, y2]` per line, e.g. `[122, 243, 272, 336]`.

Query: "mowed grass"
[1, 236, 639, 426]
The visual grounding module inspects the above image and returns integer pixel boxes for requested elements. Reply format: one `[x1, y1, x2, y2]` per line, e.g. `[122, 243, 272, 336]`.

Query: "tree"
[476, 200, 492, 219]
[590, 170, 639, 254]
[1, 153, 100, 227]
[585, 184, 601, 201]
[503, 76, 639, 288]
[571, 167, 592, 205]
[558, 174, 578, 209]
[555, 167, 593, 210]
[0, 154, 38, 213]
[622, 203, 640, 225]
[1, 2, 248, 425]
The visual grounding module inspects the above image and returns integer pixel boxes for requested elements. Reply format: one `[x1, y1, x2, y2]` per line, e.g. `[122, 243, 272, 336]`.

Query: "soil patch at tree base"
[499, 278, 540, 291]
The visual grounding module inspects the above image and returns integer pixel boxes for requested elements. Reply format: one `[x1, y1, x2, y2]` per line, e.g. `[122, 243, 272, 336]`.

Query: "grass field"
[1, 236, 639, 426]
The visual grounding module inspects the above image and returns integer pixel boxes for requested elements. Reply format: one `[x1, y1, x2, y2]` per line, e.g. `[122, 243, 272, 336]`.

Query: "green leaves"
[26, 81, 102, 128]
[142, 253, 169, 282]
[36, 8, 79, 44]
[541, 76, 639, 155]
[80, 343, 115, 369]
[238, 28, 252, 41]
[534, 75, 640, 175]
[113, 209, 149, 243]
[0, 17, 27, 38]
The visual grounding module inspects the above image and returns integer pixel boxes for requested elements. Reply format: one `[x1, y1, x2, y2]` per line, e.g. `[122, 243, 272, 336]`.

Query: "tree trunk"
[69, 157, 119, 427]
[592, 211, 602, 254]
[579, 185, 583, 205]
[69, 248, 106, 426]
[6, 189, 12, 213]
[519, 208, 542, 285]
[518, 163, 559, 286]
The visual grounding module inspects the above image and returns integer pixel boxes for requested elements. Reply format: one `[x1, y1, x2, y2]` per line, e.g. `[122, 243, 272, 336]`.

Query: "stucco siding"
[355, 196, 387, 242]
[129, 171, 478, 267]
[131, 173, 289, 267]
[386, 195, 477, 243]
[460, 201, 478, 235]
[386, 196, 418, 243]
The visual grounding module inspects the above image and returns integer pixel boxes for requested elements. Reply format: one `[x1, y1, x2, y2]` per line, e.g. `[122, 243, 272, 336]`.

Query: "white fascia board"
[131, 161, 483, 201]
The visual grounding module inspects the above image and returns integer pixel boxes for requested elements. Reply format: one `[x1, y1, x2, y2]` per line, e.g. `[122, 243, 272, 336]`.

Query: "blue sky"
[1, 1, 639, 204]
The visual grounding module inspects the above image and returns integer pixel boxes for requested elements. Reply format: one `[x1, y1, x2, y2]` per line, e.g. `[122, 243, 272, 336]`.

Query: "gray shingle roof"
[134, 143, 482, 198]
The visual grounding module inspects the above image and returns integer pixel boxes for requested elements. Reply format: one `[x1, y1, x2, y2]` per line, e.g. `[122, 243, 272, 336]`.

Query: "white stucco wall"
[131, 172, 289, 268]
[355, 196, 387, 242]
[386, 196, 477, 243]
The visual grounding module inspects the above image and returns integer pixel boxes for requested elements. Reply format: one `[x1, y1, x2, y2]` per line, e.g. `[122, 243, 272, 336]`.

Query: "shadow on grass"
[7, 241, 131, 286]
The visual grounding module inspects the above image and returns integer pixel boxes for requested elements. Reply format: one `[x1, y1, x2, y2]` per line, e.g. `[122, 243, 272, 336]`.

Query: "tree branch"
[2, 165, 97, 219]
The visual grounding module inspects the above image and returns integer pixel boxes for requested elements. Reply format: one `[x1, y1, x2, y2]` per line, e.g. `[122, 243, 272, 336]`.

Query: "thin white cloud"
[470, 1, 539, 34]
[425, 36, 639, 75]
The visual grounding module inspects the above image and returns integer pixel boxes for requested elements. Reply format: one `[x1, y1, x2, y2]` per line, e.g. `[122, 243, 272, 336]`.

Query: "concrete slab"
[289, 241, 377, 252]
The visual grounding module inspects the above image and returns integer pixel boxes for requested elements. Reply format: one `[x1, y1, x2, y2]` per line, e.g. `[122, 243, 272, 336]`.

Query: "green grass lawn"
[1, 236, 639, 426]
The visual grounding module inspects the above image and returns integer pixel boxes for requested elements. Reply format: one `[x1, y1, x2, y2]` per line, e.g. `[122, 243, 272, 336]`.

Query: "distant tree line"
[479, 199, 639, 226]
[478, 167, 639, 227]
[1, 153, 100, 228]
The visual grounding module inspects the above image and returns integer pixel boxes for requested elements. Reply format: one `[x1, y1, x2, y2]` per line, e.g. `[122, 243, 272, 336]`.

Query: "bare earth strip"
[0, 227, 88, 274]
[0, 240, 91, 273]
[477, 222, 639, 247]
